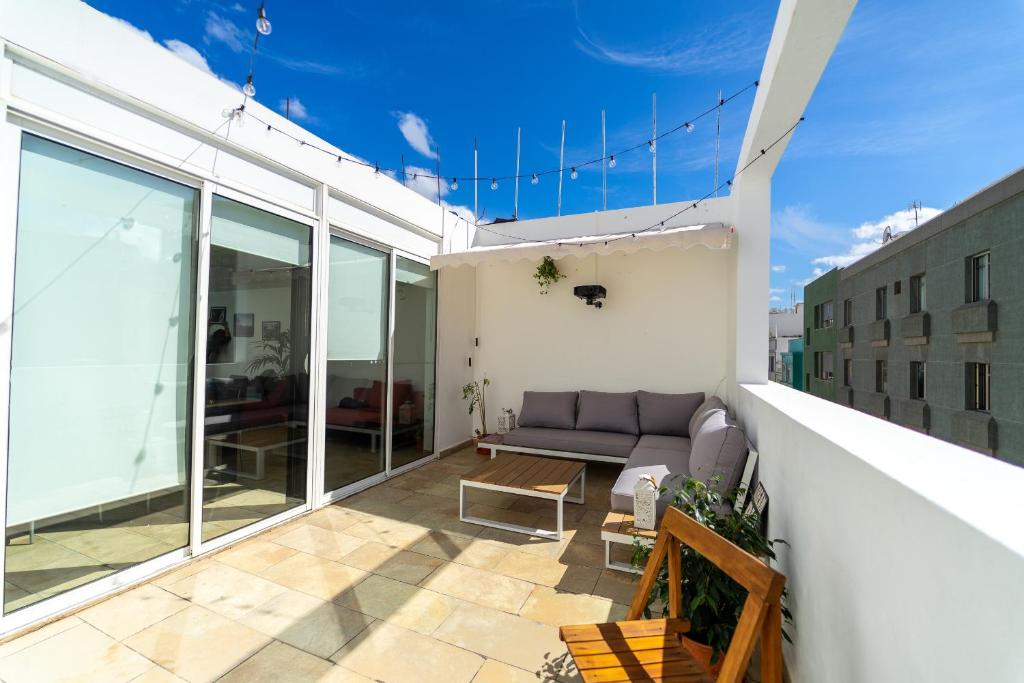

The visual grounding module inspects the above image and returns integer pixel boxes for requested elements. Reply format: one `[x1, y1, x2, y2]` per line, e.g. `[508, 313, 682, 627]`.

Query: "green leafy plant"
[631, 476, 792, 664]
[461, 378, 490, 436]
[533, 256, 566, 294]
[246, 329, 291, 377]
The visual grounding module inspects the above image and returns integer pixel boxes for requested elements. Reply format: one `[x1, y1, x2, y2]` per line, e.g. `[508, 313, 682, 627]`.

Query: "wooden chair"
[559, 506, 786, 682]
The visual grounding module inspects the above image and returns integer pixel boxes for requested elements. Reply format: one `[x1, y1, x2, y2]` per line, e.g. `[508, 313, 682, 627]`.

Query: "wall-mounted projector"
[574, 285, 607, 309]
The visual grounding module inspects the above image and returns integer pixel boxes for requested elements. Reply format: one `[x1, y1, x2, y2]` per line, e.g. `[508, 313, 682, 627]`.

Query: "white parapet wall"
[738, 382, 1024, 682]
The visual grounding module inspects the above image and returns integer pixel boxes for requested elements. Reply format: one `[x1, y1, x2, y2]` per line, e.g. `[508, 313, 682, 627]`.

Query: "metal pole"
[714, 89, 722, 196]
[514, 127, 521, 220]
[557, 119, 565, 217]
[473, 137, 478, 225]
[401, 153, 407, 187]
[652, 92, 657, 206]
[601, 110, 607, 211]
[436, 152, 444, 246]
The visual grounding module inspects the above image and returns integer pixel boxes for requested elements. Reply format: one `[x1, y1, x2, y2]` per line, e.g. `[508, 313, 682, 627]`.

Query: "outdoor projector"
[574, 285, 607, 309]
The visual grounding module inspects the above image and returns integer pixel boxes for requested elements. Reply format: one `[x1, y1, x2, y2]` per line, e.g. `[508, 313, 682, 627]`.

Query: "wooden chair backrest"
[626, 506, 786, 683]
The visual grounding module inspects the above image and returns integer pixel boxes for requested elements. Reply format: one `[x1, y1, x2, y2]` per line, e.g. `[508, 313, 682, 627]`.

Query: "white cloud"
[813, 206, 942, 268]
[163, 39, 215, 77]
[771, 264, 786, 273]
[795, 267, 827, 287]
[395, 112, 436, 159]
[231, 2, 245, 12]
[404, 165, 446, 201]
[770, 296, 783, 303]
[204, 11, 246, 53]
[772, 204, 846, 251]
[278, 97, 314, 122]
[770, 288, 785, 295]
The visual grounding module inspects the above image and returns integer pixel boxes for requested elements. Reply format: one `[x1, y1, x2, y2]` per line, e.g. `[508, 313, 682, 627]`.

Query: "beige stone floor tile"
[401, 492, 462, 515]
[475, 528, 567, 560]
[337, 495, 420, 520]
[221, 640, 369, 683]
[331, 620, 483, 683]
[472, 659, 543, 683]
[261, 552, 369, 602]
[408, 531, 511, 570]
[152, 557, 217, 588]
[0, 621, 153, 683]
[340, 515, 432, 548]
[420, 562, 534, 614]
[303, 506, 367, 534]
[272, 524, 366, 562]
[239, 588, 372, 659]
[79, 583, 189, 640]
[42, 526, 177, 566]
[114, 511, 189, 547]
[558, 540, 607, 569]
[338, 541, 443, 584]
[462, 489, 521, 510]
[4, 535, 100, 573]
[124, 605, 270, 683]
[407, 509, 487, 538]
[165, 563, 288, 620]
[492, 551, 601, 594]
[590, 569, 639, 606]
[464, 503, 544, 529]
[336, 574, 458, 635]
[518, 586, 627, 627]
[215, 539, 298, 574]
[434, 602, 567, 674]
[0, 615, 82, 659]
[130, 666, 187, 682]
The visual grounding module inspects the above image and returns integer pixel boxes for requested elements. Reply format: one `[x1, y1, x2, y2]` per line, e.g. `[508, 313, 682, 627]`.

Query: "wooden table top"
[601, 511, 659, 541]
[463, 454, 584, 495]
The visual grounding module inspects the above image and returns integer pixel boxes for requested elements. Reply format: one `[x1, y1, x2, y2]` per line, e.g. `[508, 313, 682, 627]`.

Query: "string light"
[490, 178, 498, 190]
[648, 140, 655, 154]
[256, 2, 272, 35]
[608, 155, 616, 168]
[684, 122, 695, 133]
[570, 167, 578, 180]
[450, 178, 458, 191]
[531, 173, 539, 185]
[242, 75, 256, 98]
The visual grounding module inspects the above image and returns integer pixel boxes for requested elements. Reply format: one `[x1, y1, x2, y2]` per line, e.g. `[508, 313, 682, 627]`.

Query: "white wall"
[434, 265, 475, 451]
[738, 382, 1024, 682]
[472, 247, 732, 420]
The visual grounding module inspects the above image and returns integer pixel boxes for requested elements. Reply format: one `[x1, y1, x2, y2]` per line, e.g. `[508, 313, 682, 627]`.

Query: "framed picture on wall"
[234, 313, 255, 337]
[209, 306, 227, 325]
[262, 320, 281, 340]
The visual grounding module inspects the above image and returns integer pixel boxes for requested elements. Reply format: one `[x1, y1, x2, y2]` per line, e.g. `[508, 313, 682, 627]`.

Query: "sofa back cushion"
[576, 390, 639, 435]
[518, 391, 579, 430]
[688, 395, 727, 438]
[689, 409, 748, 494]
[636, 390, 705, 437]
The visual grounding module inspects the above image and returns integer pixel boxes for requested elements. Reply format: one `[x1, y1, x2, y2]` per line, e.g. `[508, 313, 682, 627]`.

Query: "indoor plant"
[631, 476, 792, 672]
[533, 255, 566, 294]
[461, 377, 491, 441]
[246, 329, 291, 377]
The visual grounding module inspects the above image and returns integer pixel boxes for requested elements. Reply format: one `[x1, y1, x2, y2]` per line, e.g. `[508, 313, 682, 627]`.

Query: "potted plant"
[534, 255, 566, 294]
[461, 378, 490, 449]
[631, 476, 792, 674]
[246, 329, 291, 377]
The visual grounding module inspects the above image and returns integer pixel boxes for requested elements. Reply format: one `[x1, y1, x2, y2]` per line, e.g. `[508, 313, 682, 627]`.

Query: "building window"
[910, 274, 926, 313]
[822, 301, 833, 328]
[894, 279, 902, 295]
[875, 359, 887, 393]
[843, 298, 853, 326]
[843, 358, 853, 387]
[966, 362, 990, 411]
[875, 286, 887, 320]
[822, 351, 834, 381]
[769, 355, 776, 374]
[968, 252, 990, 302]
[910, 361, 926, 400]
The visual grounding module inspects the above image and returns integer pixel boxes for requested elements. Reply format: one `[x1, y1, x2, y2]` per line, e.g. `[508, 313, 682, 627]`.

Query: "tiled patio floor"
[0, 447, 639, 682]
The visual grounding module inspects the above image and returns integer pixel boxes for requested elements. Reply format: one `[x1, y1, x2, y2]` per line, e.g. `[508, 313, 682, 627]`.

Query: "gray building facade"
[836, 167, 1024, 466]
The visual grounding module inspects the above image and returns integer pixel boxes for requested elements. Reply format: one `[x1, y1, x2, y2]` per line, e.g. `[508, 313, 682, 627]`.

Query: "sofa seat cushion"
[502, 427, 636, 458]
[326, 407, 383, 428]
[518, 391, 579, 430]
[635, 434, 691, 453]
[637, 391, 705, 437]
[689, 410, 747, 494]
[576, 391, 639, 435]
[610, 443, 691, 513]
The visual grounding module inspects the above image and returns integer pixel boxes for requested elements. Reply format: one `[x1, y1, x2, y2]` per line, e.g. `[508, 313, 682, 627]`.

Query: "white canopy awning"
[431, 223, 733, 270]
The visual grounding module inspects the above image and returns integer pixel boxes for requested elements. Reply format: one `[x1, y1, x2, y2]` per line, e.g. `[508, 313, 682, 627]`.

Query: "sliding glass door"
[323, 236, 390, 492]
[200, 196, 312, 541]
[391, 256, 437, 469]
[5, 135, 197, 613]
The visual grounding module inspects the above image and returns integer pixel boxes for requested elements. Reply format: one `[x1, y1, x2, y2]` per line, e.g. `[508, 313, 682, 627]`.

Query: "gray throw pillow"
[576, 391, 639, 435]
[517, 391, 578, 430]
[688, 410, 748, 494]
[636, 390, 705, 437]
[688, 396, 727, 438]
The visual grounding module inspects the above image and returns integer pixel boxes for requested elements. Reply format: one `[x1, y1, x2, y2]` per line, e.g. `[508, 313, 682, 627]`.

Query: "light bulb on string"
[570, 167, 578, 180]
[256, 3, 272, 35]
[648, 140, 655, 153]
[608, 155, 616, 168]
[265, 124, 272, 136]
[490, 178, 498, 191]
[684, 122, 695, 133]
[531, 173, 539, 185]
[450, 178, 458, 192]
[242, 75, 256, 98]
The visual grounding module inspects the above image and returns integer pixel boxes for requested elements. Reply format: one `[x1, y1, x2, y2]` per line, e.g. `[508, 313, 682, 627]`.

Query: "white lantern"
[633, 473, 658, 530]
[496, 414, 509, 434]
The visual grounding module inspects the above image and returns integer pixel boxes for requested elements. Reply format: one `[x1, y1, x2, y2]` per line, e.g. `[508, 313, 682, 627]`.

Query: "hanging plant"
[533, 256, 566, 294]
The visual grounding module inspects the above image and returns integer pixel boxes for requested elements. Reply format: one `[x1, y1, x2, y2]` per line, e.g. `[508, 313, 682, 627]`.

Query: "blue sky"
[91, 0, 1024, 305]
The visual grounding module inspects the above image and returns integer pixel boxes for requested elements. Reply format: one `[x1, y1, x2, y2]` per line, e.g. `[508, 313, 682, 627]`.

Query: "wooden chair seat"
[561, 618, 713, 683]
[559, 506, 786, 682]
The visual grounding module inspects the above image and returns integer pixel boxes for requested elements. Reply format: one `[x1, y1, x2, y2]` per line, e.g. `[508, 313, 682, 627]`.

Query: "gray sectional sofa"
[492, 390, 749, 513]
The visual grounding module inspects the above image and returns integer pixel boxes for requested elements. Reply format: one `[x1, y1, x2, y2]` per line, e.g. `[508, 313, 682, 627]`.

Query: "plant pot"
[682, 636, 723, 676]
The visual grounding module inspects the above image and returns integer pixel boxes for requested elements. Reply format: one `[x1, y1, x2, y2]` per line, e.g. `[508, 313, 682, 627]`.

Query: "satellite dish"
[882, 225, 892, 243]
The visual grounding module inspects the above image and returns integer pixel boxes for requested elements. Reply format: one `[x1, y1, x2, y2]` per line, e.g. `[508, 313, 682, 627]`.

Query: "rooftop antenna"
[909, 200, 922, 228]
[601, 109, 607, 211]
[714, 89, 722, 196]
[401, 153, 407, 187]
[513, 127, 521, 220]
[651, 92, 657, 205]
[557, 119, 566, 216]
[882, 225, 893, 243]
[473, 137, 478, 226]
[284, 96, 290, 120]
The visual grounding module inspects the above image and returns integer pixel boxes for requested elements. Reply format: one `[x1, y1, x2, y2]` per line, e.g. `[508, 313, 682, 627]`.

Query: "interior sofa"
[494, 390, 748, 513]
